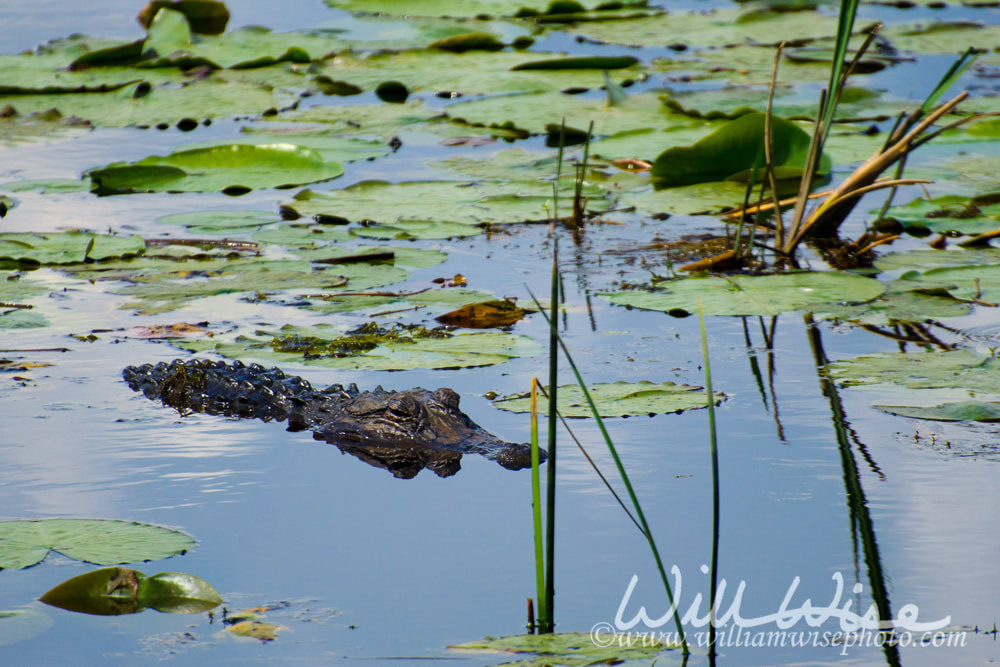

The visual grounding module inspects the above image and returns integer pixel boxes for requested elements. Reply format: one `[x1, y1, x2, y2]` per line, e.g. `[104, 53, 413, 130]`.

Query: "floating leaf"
[155, 210, 281, 234]
[0, 232, 145, 265]
[137, 571, 224, 613]
[288, 179, 609, 226]
[40, 567, 221, 615]
[603, 272, 884, 317]
[450, 631, 674, 666]
[0, 519, 196, 569]
[650, 112, 830, 187]
[87, 143, 344, 194]
[176, 323, 541, 370]
[826, 350, 1000, 392]
[876, 401, 1000, 422]
[324, 0, 649, 19]
[878, 194, 1000, 235]
[494, 381, 724, 417]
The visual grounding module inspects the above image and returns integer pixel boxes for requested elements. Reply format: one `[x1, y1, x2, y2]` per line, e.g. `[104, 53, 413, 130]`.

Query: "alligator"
[122, 358, 544, 479]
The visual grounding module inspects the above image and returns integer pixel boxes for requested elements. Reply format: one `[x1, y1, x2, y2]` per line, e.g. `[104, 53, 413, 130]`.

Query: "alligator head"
[315, 386, 541, 472]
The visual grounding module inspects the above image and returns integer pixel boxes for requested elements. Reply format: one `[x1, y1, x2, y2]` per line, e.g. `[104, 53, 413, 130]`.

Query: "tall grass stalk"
[529, 378, 546, 631]
[527, 287, 690, 656]
[698, 300, 721, 660]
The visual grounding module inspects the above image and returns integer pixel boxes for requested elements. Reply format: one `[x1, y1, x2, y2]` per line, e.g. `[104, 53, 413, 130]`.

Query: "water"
[2, 0, 1000, 665]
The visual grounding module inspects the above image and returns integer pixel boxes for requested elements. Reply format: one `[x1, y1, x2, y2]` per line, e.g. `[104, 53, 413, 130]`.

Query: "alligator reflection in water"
[123, 359, 543, 479]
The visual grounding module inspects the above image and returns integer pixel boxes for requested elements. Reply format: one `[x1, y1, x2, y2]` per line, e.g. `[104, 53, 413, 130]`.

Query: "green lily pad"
[817, 276, 974, 323]
[87, 143, 344, 194]
[251, 222, 353, 246]
[875, 401, 1000, 422]
[0, 179, 90, 194]
[617, 181, 752, 216]
[176, 323, 541, 370]
[450, 631, 675, 666]
[155, 210, 282, 234]
[662, 83, 889, 124]
[912, 263, 1000, 304]
[303, 287, 495, 316]
[878, 194, 1000, 235]
[1, 75, 297, 129]
[0, 232, 145, 265]
[0, 519, 196, 570]
[875, 248, 1000, 272]
[603, 272, 885, 317]
[826, 350, 1000, 392]
[110, 258, 408, 315]
[325, 0, 648, 18]
[494, 381, 724, 417]
[286, 179, 609, 227]
[650, 111, 830, 187]
[571, 8, 841, 48]
[353, 220, 486, 240]
[444, 89, 694, 138]
[40, 567, 222, 616]
[882, 21, 1000, 55]
[314, 48, 640, 97]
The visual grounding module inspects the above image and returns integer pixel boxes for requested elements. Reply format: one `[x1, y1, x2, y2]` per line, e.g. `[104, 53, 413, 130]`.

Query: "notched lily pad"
[0, 519, 196, 570]
[494, 381, 724, 418]
[87, 143, 344, 194]
[603, 272, 884, 317]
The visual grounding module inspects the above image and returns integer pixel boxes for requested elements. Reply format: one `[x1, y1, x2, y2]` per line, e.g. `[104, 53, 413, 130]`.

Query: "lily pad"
[875, 401, 1000, 422]
[494, 381, 723, 417]
[603, 272, 885, 317]
[155, 210, 282, 234]
[111, 258, 408, 315]
[0, 232, 146, 265]
[176, 323, 541, 370]
[325, 0, 648, 18]
[875, 247, 1000, 272]
[0, 519, 196, 570]
[40, 567, 222, 615]
[87, 143, 344, 194]
[650, 111, 830, 186]
[450, 631, 674, 666]
[826, 350, 1000, 392]
[0, 179, 90, 194]
[444, 89, 695, 138]
[286, 179, 610, 227]
[303, 287, 495, 316]
[878, 194, 1000, 235]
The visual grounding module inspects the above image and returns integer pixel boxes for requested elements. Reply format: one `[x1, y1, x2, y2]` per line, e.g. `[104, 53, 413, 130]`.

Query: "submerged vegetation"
[2, 0, 1000, 662]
